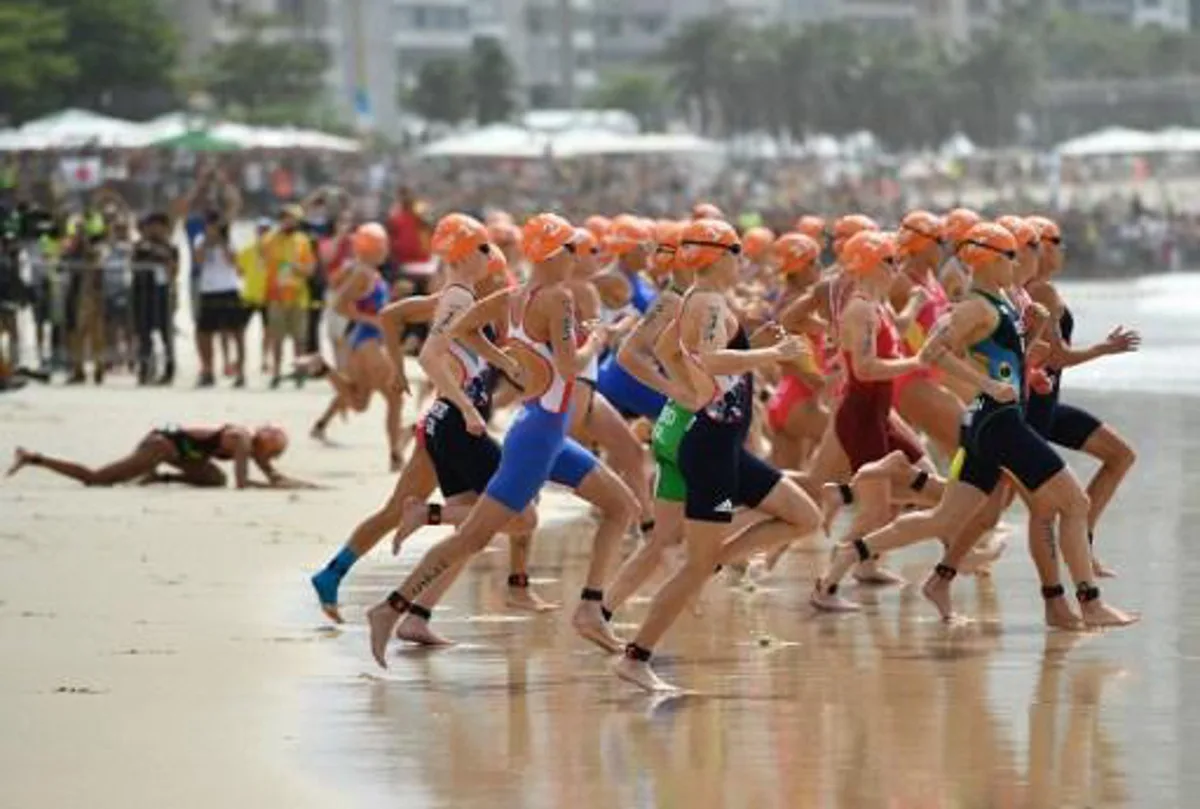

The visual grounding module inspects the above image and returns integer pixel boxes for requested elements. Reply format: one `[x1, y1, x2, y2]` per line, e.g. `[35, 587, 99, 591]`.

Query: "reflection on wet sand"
[303, 388, 1188, 809]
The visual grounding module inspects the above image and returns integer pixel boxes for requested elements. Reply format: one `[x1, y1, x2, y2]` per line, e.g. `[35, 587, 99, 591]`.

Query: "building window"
[526, 6, 547, 34]
[595, 13, 621, 37]
[635, 13, 665, 35]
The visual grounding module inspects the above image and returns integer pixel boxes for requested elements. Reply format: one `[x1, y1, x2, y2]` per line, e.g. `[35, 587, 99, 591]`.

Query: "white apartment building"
[165, 0, 1190, 131]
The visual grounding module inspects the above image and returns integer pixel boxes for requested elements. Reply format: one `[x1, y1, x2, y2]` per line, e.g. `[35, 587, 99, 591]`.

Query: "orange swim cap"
[254, 425, 289, 457]
[584, 215, 612, 239]
[692, 202, 725, 221]
[522, 213, 577, 263]
[605, 214, 654, 256]
[742, 227, 776, 261]
[897, 210, 943, 257]
[431, 213, 489, 264]
[677, 218, 740, 272]
[794, 215, 827, 243]
[573, 228, 600, 258]
[941, 208, 982, 248]
[351, 222, 389, 265]
[650, 220, 683, 276]
[773, 233, 821, 275]
[840, 230, 897, 278]
[488, 220, 521, 247]
[1026, 215, 1062, 245]
[956, 222, 1018, 271]
[996, 216, 1039, 251]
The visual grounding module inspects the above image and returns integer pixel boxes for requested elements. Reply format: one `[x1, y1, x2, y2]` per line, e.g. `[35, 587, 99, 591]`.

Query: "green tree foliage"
[201, 13, 330, 122]
[0, 3, 77, 123]
[408, 58, 472, 124]
[586, 70, 671, 131]
[659, 11, 1200, 149]
[0, 0, 177, 122]
[468, 37, 515, 124]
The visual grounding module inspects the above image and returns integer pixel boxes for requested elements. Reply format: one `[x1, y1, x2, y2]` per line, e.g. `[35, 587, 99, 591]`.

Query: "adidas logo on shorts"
[714, 499, 734, 514]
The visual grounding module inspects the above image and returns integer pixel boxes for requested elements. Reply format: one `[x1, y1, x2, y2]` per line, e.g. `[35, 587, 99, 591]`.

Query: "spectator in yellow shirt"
[262, 205, 315, 388]
[238, 218, 272, 374]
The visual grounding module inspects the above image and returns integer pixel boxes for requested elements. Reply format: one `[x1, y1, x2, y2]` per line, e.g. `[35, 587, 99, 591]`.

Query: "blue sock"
[312, 546, 358, 607]
[324, 546, 359, 580]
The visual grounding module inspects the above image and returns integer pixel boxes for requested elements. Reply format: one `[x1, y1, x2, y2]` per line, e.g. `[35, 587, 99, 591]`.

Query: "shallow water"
[298, 274, 1200, 809]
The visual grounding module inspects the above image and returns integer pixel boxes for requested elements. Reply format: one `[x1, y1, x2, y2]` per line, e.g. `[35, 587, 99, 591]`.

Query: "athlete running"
[364, 213, 637, 666]
[816, 222, 1137, 629]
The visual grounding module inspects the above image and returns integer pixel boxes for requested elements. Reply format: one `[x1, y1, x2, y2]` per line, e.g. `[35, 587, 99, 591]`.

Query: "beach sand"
[2, 274, 1199, 808]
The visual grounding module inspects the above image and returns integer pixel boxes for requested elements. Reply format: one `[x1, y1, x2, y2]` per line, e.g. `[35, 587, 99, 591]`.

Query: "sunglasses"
[1042, 235, 1064, 247]
[901, 224, 944, 246]
[682, 239, 742, 256]
[960, 239, 1016, 261]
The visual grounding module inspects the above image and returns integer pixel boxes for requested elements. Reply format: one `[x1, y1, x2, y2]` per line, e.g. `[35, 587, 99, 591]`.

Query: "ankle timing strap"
[386, 590, 411, 613]
[911, 471, 930, 492]
[427, 503, 442, 525]
[1041, 584, 1065, 600]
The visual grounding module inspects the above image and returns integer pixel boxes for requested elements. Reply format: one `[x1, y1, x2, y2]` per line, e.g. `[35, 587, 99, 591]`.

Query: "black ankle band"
[507, 573, 529, 588]
[934, 563, 957, 581]
[911, 471, 930, 492]
[601, 607, 613, 622]
[838, 483, 854, 505]
[624, 643, 651, 662]
[386, 590, 411, 613]
[1076, 583, 1101, 603]
[581, 587, 603, 602]
[853, 538, 871, 562]
[640, 519, 656, 534]
[408, 603, 432, 621]
[825, 582, 839, 596]
[713, 564, 723, 574]
[1041, 584, 1065, 600]
[1087, 530, 1094, 547]
[427, 503, 442, 526]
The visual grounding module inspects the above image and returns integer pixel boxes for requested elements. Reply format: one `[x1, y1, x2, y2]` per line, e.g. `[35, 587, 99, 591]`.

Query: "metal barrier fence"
[7, 251, 177, 382]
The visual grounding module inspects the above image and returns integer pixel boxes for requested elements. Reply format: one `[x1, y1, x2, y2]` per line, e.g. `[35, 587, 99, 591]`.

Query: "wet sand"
[2, 275, 1198, 808]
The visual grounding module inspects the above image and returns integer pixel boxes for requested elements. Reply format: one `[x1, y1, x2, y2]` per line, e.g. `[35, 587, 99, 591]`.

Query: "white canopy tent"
[1056, 127, 1161, 157]
[417, 125, 723, 160]
[0, 109, 362, 152]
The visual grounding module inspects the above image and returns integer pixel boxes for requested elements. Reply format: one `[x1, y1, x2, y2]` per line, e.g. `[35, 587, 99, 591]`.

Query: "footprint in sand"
[53, 686, 108, 695]
[113, 648, 177, 656]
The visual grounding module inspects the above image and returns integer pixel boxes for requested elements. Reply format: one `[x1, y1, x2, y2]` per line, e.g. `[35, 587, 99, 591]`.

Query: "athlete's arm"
[420, 286, 488, 432]
[594, 271, 632, 309]
[842, 300, 919, 382]
[924, 300, 1014, 400]
[616, 293, 688, 398]
[545, 288, 592, 377]
[690, 297, 801, 376]
[228, 430, 254, 489]
[335, 267, 375, 325]
[778, 283, 826, 335]
[891, 277, 924, 334]
[380, 294, 437, 370]
[445, 286, 518, 378]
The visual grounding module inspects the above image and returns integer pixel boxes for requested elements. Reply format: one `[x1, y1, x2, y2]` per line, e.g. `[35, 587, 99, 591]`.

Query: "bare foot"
[1045, 597, 1085, 631]
[389, 452, 403, 473]
[1091, 555, 1118, 579]
[810, 580, 861, 612]
[506, 587, 560, 612]
[613, 656, 678, 693]
[391, 497, 427, 555]
[853, 558, 905, 586]
[1080, 599, 1140, 629]
[310, 422, 327, 442]
[722, 562, 749, 588]
[6, 448, 33, 477]
[366, 602, 402, 668]
[395, 614, 454, 646]
[920, 573, 957, 621]
[572, 603, 625, 653]
[819, 483, 843, 536]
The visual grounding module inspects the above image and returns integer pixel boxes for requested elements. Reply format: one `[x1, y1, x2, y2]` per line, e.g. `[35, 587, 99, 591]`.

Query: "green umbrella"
[152, 129, 241, 152]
